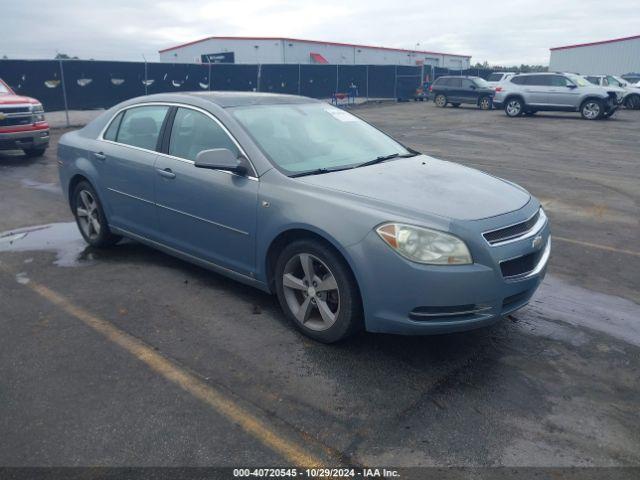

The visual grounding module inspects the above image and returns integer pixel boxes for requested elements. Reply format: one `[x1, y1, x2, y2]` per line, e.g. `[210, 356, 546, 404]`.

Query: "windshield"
[474, 78, 490, 88]
[487, 73, 502, 82]
[566, 74, 591, 87]
[231, 103, 410, 175]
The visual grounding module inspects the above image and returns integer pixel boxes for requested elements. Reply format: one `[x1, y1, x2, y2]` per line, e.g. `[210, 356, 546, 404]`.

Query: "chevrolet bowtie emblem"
[532, 235, 544, 250]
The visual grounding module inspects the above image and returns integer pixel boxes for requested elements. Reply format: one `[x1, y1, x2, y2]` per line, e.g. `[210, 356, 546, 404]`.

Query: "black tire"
[478, 96, 492, 110]
[580, 98, 604, 120]
[274, 239, 363, 343]
[72, 180, 121, 248]
[451, 103, 461, 108]
[504, 97, 524, 117]
[24, 148, 46, 157]
[624, 94, 640, 110]
[434, 94, 447, 108]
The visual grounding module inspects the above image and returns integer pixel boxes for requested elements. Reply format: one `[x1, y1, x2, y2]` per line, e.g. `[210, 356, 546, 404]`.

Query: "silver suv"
[493, 72, 623, 120]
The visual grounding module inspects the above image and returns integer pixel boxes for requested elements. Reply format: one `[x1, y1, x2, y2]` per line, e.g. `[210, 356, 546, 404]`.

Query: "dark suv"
[429, 76, 494, 110]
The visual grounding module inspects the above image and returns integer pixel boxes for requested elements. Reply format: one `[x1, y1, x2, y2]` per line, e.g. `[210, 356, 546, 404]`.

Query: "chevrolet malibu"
[58, 92, 550, 343]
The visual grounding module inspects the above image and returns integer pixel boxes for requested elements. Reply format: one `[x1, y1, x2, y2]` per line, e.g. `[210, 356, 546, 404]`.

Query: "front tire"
[72, 181, 121, 248]
[505, 97, 524, 117]
[274, 239, 363, 343]
[624, 94, 640, 110]
[580, 99, 604, 120]
[434, 94, 447, 108]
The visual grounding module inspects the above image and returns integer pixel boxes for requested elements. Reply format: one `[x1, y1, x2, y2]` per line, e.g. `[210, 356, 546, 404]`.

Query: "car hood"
[297, 156, 531, 221]
[0, 94, 40, 105]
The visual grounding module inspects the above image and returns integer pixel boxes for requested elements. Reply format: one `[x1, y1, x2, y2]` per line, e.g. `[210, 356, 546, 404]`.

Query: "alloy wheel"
[506, 100, 521, 116]
[480, 97, 491, 110]
[435, 95, 446, 107]
[282, 253, 340, 331]
[76, 189, 102, 240]
[582, 102, 600, 119]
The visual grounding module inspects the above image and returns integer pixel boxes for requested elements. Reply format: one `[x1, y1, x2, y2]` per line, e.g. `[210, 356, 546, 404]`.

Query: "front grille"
[0, 116, 33, 127]
[483, 210, 540, 245]
[0, 106, 31, 114]
[500, 248, 544, 278]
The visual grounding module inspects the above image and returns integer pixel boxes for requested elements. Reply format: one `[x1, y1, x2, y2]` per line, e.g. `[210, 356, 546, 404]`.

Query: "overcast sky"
[3, 0, 639, 65]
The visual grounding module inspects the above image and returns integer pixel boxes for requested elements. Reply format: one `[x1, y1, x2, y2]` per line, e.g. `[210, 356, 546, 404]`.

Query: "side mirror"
[470, 84, 477, 89]
[567, 84, 577, 89]
[195, 148, 249, 175]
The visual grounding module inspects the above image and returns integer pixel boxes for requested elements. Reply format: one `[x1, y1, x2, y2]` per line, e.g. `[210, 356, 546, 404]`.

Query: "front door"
[154, 107, 258, 276]
[98, 104, 169, 238]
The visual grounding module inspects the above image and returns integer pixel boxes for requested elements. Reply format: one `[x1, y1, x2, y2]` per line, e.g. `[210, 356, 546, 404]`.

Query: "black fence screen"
[0, 59, 430, 111]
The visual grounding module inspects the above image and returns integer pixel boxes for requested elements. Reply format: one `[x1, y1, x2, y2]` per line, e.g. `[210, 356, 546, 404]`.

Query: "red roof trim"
[159, 36, 471, 58]
[550, 34, 640, 51]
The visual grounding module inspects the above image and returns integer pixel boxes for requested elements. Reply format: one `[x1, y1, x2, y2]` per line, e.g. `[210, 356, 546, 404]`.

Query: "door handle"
[157, 168, 176, 179]
[93, 152, 106, 161]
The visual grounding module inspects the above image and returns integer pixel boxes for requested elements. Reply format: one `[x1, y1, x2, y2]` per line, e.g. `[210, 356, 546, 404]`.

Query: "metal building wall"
[159, 38, 470, 68]
[549, 37, 640, 75]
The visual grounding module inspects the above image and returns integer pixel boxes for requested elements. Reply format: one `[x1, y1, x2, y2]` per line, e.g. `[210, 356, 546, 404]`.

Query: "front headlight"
[31, 103, 44, 113]
[376, 223, 472, 265]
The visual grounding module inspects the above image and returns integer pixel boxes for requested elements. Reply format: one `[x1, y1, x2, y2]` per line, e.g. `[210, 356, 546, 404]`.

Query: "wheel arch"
[503, 93, 525, 105]
[264, 227, 363, 300]
[67, 173, 93, 208]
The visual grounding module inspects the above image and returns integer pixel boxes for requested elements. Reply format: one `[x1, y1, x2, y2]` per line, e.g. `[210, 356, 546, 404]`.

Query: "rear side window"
[116, 106, 169, 151]
[449, 78, 462, 88]
[434, 77, 448, 86]
[169, 107, 239, 161]
[510, 76, 526, 85]
[527, 75, 553, 86]
[103, 111, 124, 141]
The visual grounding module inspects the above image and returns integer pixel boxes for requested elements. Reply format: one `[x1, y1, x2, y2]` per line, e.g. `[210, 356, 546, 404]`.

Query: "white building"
[550, 34, 640, 75]
[159, 36, 471, 69]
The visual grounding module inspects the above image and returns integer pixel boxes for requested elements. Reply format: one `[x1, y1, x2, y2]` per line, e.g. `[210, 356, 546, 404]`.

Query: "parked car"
[583, 74, 640, 109]
[621, 73, 640, 84]
[0, 78, 49, 156]
[486, 72, 516, 89]
[493, 72, 623, 120]
[58, 92, 550, 343]
[429, 76, 494, 110]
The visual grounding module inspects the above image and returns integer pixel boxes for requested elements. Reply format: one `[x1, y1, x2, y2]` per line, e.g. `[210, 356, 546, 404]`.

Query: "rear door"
[154, 106, 259, 275]
[523, 75, 553, 106]
[98, 104, 169, 238]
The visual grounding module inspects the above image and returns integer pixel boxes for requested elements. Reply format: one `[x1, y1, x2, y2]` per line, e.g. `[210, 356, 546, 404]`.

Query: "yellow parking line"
[553, 236, 640, 258]
[24, 280, 325, 467]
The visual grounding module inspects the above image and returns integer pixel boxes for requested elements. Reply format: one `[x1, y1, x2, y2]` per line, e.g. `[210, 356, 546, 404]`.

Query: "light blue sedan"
[58, 92, 550, 343]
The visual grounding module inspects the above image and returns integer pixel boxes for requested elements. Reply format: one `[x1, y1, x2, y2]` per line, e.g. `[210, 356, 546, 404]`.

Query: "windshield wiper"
[354, 151, 419, 169]
[289, 166, 354, 178]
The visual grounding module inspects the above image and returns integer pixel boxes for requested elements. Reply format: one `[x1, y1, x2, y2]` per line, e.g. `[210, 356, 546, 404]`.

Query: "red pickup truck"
[0, 78, 50, 156]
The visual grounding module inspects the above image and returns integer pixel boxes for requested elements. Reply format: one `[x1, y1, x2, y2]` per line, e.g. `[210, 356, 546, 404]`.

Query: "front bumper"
[347, 201, 550, 335]
[0, 127, 50, 151]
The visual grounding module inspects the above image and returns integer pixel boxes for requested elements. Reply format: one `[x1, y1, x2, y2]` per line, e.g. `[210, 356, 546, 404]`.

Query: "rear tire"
[72, 181, 121, 248]
[434, 94, 447, 108]
[505, 97, 524, 117]
[274, 239, 363, 343]
[624, 94, 640, 109]
[580, 99, 604, 120]
[478, 96, 492, 110]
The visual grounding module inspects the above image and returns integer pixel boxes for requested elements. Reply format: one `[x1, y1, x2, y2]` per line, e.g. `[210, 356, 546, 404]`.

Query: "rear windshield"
[487, 73, 503, 82]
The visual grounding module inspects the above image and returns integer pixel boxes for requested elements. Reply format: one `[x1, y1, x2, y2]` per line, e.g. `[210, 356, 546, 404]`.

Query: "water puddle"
[520, 275, 640, 348]
[0, 222, 93, 267]
[21, 179, 61, 195]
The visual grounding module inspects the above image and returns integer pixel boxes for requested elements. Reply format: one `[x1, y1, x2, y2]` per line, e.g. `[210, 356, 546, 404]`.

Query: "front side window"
[231, 103, 409, 175]
[606, 76, 623, 87]
[585, 76, 599, 85]
[550, 75, 571, 87]
[116, 106, 169, 151]
[461, 79, 475, 89]
[169, 108, 239, 161]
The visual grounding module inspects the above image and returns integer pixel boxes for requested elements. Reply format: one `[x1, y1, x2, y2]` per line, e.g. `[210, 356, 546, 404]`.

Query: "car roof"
[139, 91, 320, 108]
